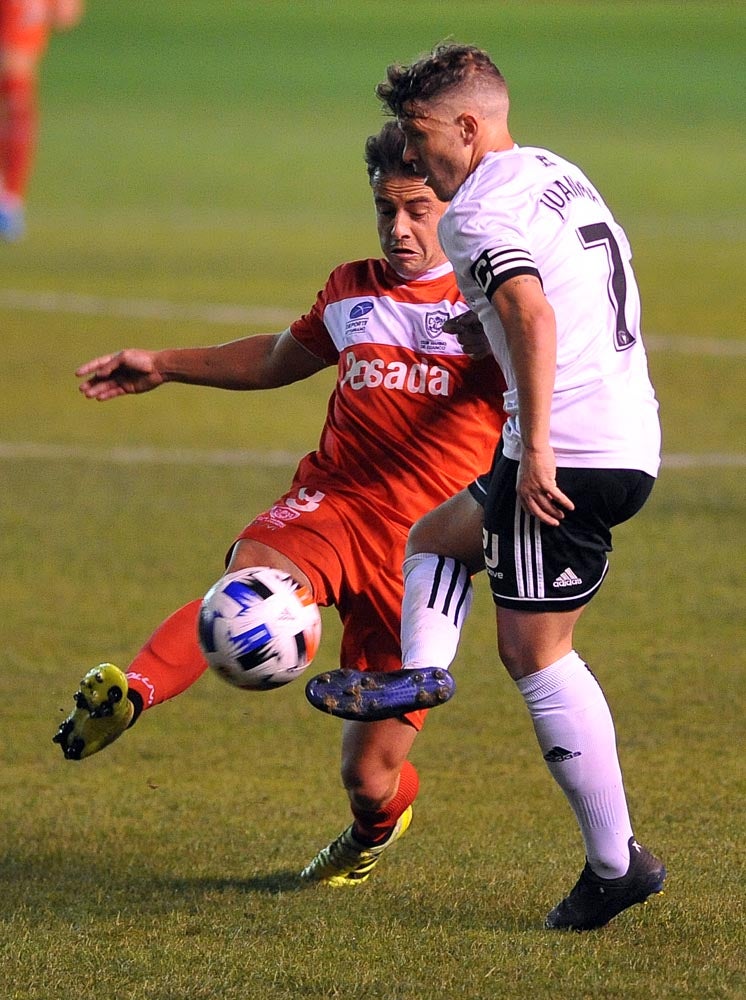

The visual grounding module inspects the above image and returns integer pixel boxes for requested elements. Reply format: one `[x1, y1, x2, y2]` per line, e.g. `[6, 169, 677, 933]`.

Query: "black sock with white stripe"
[401, 553, 473, 670]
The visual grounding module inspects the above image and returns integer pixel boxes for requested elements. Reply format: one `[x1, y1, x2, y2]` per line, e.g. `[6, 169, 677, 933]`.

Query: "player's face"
[373, 173, 449, 279]
[398, 108, 470, 202]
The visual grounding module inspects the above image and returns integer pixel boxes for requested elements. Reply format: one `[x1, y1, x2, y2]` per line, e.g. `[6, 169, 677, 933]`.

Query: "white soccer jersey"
[439, 145, 661, 476]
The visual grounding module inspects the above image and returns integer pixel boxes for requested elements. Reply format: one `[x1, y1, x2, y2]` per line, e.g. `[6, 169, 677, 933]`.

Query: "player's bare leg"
[301, 717, 419, 885]
[339, 716, 418, 816]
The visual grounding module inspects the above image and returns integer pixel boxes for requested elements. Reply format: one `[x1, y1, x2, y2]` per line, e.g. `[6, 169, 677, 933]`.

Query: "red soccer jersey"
[289, 258, 507, 528]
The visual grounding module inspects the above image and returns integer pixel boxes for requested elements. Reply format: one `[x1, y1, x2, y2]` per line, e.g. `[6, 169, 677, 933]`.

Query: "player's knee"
[497, 632, 572, 681]
[340, 759, 397, 812]
[405, 512, 434, 558]
[406, 491, 484, 570]
[406, 502, 457, 558]
[497, 631, 530, 679]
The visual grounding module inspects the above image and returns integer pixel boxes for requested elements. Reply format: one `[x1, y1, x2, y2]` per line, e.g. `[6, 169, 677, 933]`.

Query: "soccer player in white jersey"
[54, 122, 507, 887]
[306, 44, 666, 930]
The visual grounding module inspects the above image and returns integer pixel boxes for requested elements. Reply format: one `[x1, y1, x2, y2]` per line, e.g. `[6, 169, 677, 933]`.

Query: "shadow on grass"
[0, 851, 367, 927]
[0, 852, 544, 934]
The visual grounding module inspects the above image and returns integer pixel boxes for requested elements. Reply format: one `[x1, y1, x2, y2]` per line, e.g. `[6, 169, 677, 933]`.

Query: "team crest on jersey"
[419, 310, 448, 351]
[345, 300, 375, 340]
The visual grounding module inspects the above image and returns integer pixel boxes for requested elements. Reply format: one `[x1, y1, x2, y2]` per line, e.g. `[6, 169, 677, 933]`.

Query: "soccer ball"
[198, 566, 322, 690]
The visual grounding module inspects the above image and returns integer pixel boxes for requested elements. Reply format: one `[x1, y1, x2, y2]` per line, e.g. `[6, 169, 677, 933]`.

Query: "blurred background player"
[54, 122, 507, 886]
[0, 0, 84, 240]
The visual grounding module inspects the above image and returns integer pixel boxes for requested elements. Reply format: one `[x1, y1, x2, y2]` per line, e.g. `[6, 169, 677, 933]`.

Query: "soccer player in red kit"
[0, 0, 84, 239]
[54, 122, 507, 885]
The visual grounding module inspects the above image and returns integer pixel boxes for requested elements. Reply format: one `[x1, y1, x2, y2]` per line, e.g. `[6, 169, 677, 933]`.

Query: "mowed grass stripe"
[0, 441, 743, 469]
[0, 441, 302, 467]
[1, 288, 745, 355]
[0, 288, 296, 329]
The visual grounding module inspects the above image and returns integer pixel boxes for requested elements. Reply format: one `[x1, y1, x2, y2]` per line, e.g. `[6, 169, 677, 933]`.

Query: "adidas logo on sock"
[553, 567, 582, 588]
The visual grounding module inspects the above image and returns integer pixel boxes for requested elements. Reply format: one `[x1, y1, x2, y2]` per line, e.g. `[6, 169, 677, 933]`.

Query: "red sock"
[0, 73, 37, 199]
[125, 599, 208, 714]
[351, 759, 420, 845]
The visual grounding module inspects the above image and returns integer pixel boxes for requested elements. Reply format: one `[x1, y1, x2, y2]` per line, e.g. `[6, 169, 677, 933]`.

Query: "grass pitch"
[1, 3, 744, 999]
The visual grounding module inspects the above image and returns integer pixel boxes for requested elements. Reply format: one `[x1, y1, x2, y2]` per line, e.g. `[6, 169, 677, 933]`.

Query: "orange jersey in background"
[0, 0, 81, 53]
[0, 1, 51, 53]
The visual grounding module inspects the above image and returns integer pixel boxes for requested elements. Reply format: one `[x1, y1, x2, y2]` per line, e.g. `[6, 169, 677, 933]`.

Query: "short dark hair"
[364, 120, 417, 183]
[376, 43, 505, 118]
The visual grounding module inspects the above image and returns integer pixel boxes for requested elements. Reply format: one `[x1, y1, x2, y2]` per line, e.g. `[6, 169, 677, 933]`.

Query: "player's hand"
[517, 446, 574, 526]
[76, 349, 164, 401]
[442, 310, 492, 360]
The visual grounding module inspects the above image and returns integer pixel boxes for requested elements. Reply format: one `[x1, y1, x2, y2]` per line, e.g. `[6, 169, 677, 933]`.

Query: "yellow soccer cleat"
[53, 663, 134, 760]
[300, 805, 413, 886]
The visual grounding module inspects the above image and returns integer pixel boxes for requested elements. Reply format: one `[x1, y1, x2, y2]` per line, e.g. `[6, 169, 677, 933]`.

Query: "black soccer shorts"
[468, 444, 655, 612]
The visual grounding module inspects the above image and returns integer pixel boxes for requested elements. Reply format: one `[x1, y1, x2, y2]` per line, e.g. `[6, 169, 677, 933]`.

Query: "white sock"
[400, 553, 472, 670]
[516, 650, 634, 878]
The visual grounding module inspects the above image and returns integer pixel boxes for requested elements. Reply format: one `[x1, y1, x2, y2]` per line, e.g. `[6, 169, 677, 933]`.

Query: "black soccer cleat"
[545, 837, 666, 931]
[305, 666, 455, 721]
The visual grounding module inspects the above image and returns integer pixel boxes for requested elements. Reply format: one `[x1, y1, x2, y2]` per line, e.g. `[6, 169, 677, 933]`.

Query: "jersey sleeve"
[455, 194, 541, 300]
[289, 277, 340, 365]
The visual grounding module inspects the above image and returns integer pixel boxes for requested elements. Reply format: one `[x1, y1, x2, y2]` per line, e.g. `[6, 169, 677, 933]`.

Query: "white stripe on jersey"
[322, 293, 469, 357]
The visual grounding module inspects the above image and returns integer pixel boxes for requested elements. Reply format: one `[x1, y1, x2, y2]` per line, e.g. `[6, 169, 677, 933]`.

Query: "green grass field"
[1, 3, 744, 998]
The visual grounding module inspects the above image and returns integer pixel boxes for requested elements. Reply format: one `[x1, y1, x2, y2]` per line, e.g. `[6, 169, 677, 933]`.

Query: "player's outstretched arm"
[76, 330, 328, 402]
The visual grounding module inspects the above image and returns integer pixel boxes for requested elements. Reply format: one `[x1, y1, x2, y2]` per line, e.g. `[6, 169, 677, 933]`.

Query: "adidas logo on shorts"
[553, 567, 583, 588]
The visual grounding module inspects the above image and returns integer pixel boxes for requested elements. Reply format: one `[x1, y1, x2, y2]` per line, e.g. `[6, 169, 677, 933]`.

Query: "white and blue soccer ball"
[198, 566, 322, 690]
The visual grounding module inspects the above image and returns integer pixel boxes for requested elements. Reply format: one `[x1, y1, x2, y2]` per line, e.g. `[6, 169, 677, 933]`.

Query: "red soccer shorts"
[234, 484, 427, 730]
